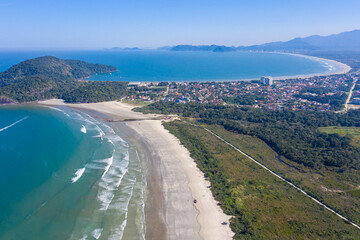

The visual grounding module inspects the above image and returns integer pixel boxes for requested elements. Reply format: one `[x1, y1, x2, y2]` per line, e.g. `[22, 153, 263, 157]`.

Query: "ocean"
[0, 50, 338, 82]
[0, 50, 339, 239]
[0, 105, 145, 240]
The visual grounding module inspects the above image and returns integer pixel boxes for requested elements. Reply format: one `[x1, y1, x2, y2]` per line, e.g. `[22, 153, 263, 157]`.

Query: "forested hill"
[0, 56, 127, 103]
[0, 56, 117, 86]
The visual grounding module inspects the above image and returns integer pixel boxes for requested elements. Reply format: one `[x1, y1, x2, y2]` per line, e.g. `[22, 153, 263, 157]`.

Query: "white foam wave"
[46, 106, 70, 117]
[93, 125, 105, 140]
[107, 139, 114, 146]
[72, 168, 85, 183]
[80, 124, 87, 134]
[107, 174, 137, 240]
[97, 151, 130, 211]
[79, 234, 88, 240]
[102, 151, 115, 178]
[92, 228, 103, 239]
[109, 219, 127, 240]
[0, 116, 29, 132]
[85, 163, 105, 170]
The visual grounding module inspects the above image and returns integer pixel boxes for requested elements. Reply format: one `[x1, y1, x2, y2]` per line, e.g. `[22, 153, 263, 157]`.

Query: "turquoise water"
[0, 50, 337, 82]
[0, 50, 339, 239]
[0, 106, 145, 240]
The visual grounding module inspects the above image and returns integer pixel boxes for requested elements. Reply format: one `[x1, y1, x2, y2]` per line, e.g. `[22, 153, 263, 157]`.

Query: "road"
[184, 121, 360, 231]
[342, 77, 358, 112]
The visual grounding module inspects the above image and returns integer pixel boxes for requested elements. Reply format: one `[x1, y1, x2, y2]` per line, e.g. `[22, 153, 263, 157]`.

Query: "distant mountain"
[164, 30, 360, 52]
[237, 38, 320, 52]
[170, 44, 236, 52]
[239, 29, 360, 52]
[302, 30, 360, 50]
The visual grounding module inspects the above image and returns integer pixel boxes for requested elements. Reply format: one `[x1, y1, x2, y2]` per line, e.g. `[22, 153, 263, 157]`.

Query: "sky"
[0, 0, 359, 49]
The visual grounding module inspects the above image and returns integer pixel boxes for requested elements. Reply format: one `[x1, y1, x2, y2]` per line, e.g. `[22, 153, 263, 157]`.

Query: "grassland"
[164, 120, 360, 239]
[319, 126, 360, 148]
[205, 124, 360, 226]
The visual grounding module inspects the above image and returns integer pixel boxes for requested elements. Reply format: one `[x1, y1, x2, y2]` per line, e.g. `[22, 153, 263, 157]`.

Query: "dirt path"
[184, 121, 360, 231]
[342, 77, 358, 112]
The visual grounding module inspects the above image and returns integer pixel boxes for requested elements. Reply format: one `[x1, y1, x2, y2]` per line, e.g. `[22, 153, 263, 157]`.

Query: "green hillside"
[0, 56, 127, 103]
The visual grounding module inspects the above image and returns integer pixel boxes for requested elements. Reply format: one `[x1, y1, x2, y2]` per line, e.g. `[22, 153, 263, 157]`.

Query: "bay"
[0, 50, 336, 82]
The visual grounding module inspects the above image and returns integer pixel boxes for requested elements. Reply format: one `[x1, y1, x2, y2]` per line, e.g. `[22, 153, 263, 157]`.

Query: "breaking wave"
[71, 168, 85, 183]
[80, 124, 87, 134]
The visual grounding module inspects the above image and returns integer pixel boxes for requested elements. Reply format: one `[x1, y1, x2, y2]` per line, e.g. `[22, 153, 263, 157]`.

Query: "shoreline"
[38, 99, 234, 240]
[88, 51, 351, 83]
[270, 52, 351, 81]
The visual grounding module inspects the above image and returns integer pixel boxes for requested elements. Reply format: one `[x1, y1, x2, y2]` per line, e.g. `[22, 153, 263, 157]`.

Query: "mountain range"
[166, 29, 360, 52]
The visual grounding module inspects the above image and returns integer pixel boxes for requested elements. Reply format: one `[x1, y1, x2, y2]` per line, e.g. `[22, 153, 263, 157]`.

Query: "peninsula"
[0, 56, 125, 103]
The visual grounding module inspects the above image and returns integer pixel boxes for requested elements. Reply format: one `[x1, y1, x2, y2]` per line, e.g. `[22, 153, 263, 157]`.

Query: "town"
[124, 73, 359, 111]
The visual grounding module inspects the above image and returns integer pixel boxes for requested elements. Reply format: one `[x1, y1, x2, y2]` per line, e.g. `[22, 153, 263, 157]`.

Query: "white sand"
[271, 53, 351, 81]
[39, 99, 234, 240]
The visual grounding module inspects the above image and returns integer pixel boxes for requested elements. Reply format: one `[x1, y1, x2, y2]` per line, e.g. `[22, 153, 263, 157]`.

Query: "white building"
[260, 76, 273, 85]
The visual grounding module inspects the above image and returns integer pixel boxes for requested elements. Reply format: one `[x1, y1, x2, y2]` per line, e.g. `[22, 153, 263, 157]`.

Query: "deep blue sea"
[0, 106, 145, 240]
[0, 50, 338, 82]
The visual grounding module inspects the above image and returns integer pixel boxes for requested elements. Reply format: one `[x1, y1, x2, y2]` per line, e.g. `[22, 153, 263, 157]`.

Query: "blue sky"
[0, 0, 359, 49]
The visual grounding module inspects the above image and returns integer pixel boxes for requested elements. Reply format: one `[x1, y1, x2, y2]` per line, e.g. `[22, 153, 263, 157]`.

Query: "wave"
[92, 228, 103, 239]
[109, 220, 127, 240]
[0, 116, 29, 132]
[107, 166, 137, 240]
[90, 149, 115, 178]
[80, 124, 87, 134]
[45, 106, 70, 117]
[102, 155, 114, 178]
[71, 168, 85, 183]
[97, 151, 130, 211]
[79, 235, 88, 240]
[93, 124, 105, 140]
[44, 107, 140, 237]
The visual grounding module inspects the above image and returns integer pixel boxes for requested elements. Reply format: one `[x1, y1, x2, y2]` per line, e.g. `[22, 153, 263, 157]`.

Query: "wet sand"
[39, 99, 234, 240]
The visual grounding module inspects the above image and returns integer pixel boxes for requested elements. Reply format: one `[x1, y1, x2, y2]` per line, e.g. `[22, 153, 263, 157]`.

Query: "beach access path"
[39, 99, 234, 240]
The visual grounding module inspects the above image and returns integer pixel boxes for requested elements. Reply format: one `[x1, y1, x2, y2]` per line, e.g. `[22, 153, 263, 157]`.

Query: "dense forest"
[136, 102, 360, 170]
[62, 81, 128, 103]
[0, 56, 127, 103]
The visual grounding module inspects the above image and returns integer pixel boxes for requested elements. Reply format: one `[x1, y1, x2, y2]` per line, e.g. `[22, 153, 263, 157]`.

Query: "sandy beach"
[270, 52, 352, 81]
[39, 99, 234, 240]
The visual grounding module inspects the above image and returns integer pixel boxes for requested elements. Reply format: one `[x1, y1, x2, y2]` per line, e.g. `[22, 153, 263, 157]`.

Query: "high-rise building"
[260, 76, 273, 85]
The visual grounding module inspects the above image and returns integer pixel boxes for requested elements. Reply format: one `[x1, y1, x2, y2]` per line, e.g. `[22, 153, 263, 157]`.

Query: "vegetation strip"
[183, 120, 360, 231]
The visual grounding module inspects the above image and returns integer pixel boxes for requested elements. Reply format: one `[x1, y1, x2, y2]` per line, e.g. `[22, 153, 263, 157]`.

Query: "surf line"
[183, 121, 360, 231]
[0, 116, 29, 132]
